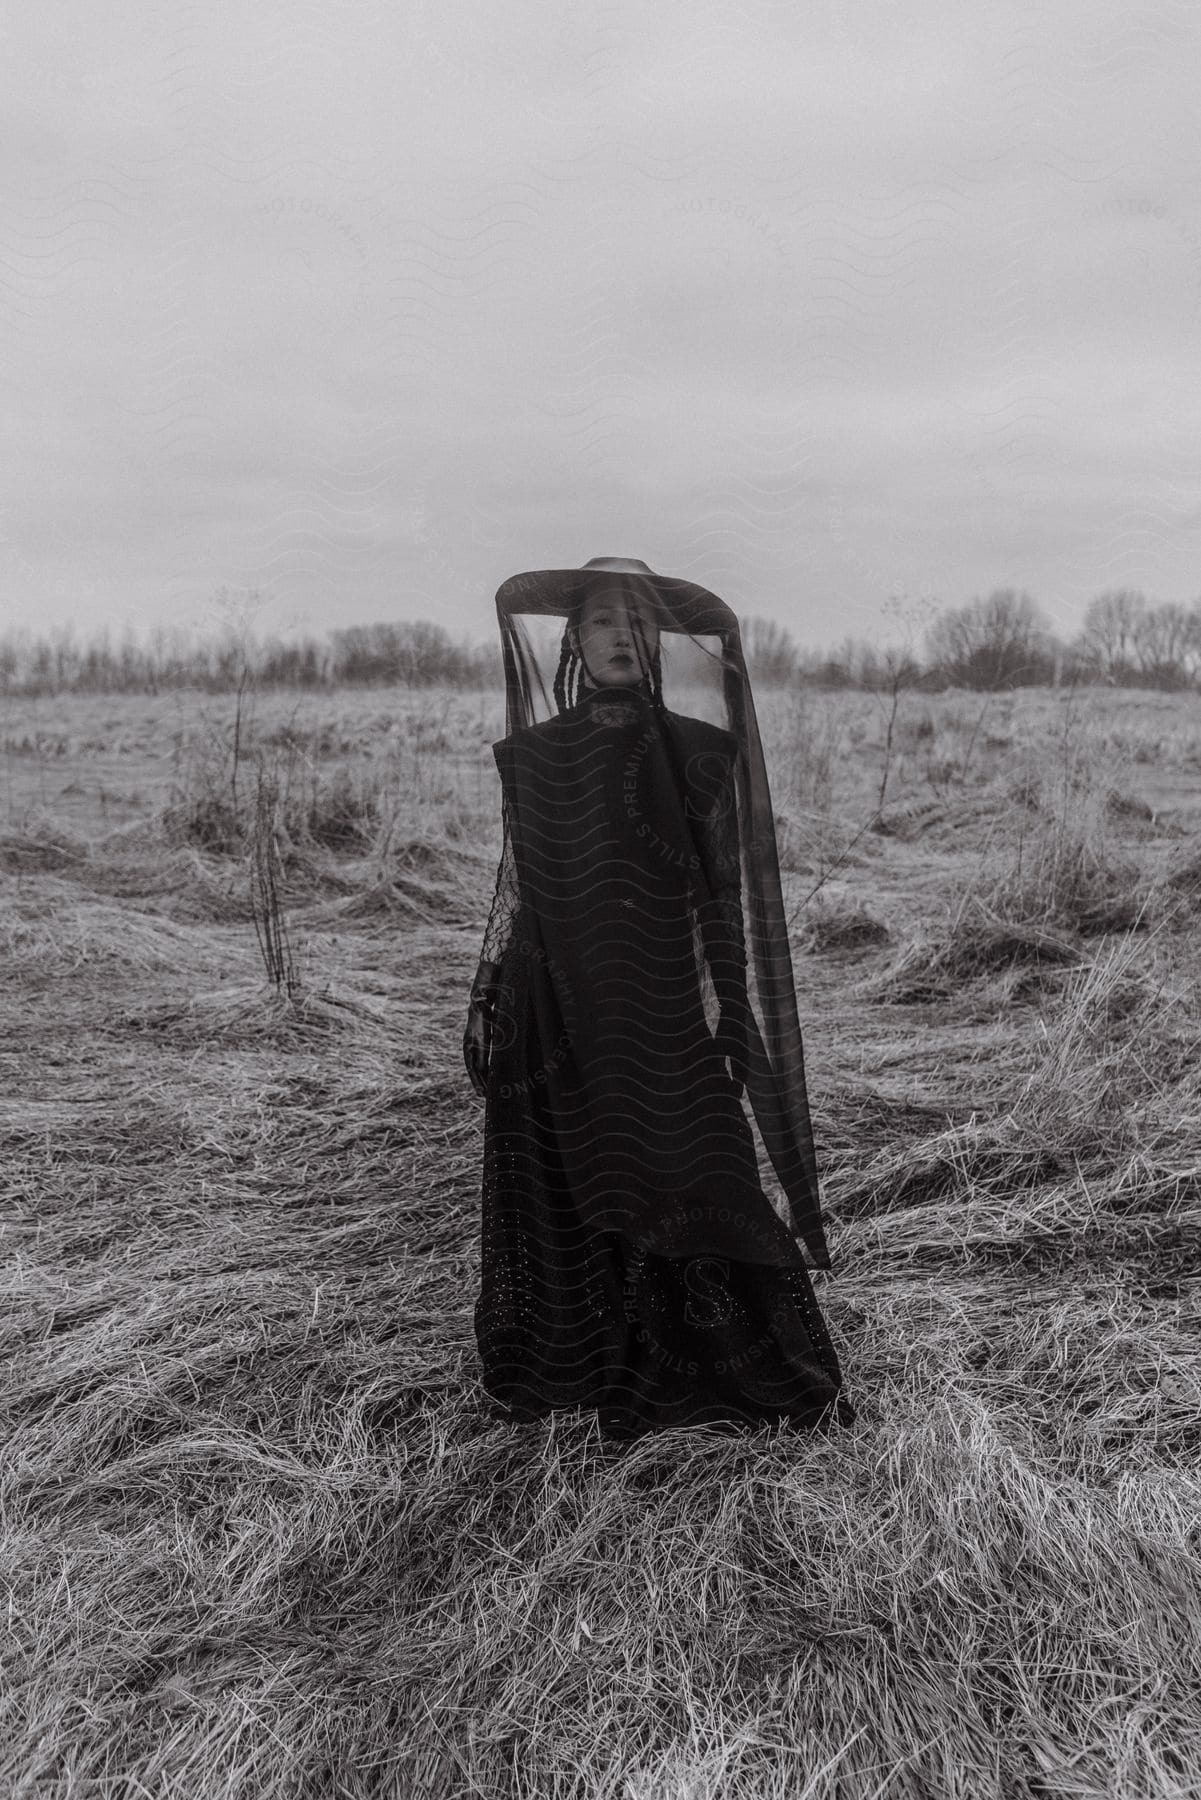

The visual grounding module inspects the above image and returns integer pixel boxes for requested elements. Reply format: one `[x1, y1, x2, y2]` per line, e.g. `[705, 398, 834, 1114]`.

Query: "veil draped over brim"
[492, 565, 833, 1272]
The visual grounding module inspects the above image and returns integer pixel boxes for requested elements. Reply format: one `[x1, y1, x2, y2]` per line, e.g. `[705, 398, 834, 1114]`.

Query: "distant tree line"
[3, 587, 1201, 696]
[748, 588, 1201, 692]
[0, 619, 494, 696]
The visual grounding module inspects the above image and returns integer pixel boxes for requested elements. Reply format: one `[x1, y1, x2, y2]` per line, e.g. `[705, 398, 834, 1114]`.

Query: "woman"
[464, 557, 855, 1439]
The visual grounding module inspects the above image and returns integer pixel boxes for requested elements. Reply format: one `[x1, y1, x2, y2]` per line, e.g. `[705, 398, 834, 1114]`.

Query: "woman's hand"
[463, 1004, 491, 1099]
[463, 959, 503, 1100]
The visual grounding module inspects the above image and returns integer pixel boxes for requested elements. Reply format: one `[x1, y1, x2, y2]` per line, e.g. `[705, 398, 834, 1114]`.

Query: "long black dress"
[472, 683, 854, 1439]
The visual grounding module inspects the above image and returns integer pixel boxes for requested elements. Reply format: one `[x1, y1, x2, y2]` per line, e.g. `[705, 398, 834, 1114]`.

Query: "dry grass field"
[2, 678, 1200, 1798]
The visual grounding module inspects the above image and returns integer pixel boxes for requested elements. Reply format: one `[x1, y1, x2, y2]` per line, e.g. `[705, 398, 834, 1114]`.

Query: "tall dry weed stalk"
[230, 657, 252, 818]
[249, 758, 299, 998]
[868, 594, 941, 806]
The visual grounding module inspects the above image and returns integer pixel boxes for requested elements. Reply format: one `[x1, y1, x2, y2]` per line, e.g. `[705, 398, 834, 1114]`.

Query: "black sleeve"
[479, 790, 523, 966]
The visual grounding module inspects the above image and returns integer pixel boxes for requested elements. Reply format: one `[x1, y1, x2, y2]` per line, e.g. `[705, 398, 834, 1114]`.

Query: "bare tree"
[1132, 600, 1195, 687]
[741, 615, 799, 685]
[1184, 601, 1201, 683]
[925, 589, 1056, 688]
[1077, 589, 1147, 681]
[329, 619, 477, 685]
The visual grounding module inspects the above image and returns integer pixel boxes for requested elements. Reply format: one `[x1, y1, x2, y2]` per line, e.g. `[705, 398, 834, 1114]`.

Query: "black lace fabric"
[479, 795, 523, 967]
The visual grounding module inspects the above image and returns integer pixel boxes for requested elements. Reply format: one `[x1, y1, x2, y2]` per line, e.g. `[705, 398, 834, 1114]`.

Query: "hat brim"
[496, 566, 734, 636]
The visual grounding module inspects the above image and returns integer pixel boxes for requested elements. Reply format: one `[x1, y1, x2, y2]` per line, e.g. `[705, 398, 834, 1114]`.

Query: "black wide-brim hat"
[496, 556, 734, 637]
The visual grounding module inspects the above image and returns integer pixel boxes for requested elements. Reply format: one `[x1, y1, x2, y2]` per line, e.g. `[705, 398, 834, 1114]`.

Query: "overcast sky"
[4, 0, 1200, 652]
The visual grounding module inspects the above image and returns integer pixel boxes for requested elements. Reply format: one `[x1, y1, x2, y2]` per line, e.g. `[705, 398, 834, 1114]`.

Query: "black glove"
[463, 958, 502, 1099]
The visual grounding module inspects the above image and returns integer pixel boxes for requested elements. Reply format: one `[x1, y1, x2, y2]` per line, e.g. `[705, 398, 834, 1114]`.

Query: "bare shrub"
[988, 822, 1149, 936]
[164, 723, 387, 860]
[162, 729, 245, 854]
[296, 763, 383, 851]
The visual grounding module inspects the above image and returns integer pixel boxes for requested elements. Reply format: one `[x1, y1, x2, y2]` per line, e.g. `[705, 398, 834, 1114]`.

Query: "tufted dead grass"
[2, 682, 1200, 1798]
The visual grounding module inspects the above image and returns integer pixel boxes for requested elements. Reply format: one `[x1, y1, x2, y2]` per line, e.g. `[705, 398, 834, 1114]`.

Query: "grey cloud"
[2, 0, 1199, 649]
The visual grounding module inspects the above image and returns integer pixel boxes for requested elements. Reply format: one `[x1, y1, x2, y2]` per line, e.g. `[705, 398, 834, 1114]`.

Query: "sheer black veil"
[492, 560, 834, 1272]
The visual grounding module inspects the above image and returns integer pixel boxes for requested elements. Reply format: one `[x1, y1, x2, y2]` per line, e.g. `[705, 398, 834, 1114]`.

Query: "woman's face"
[573, 590, 660, 687]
